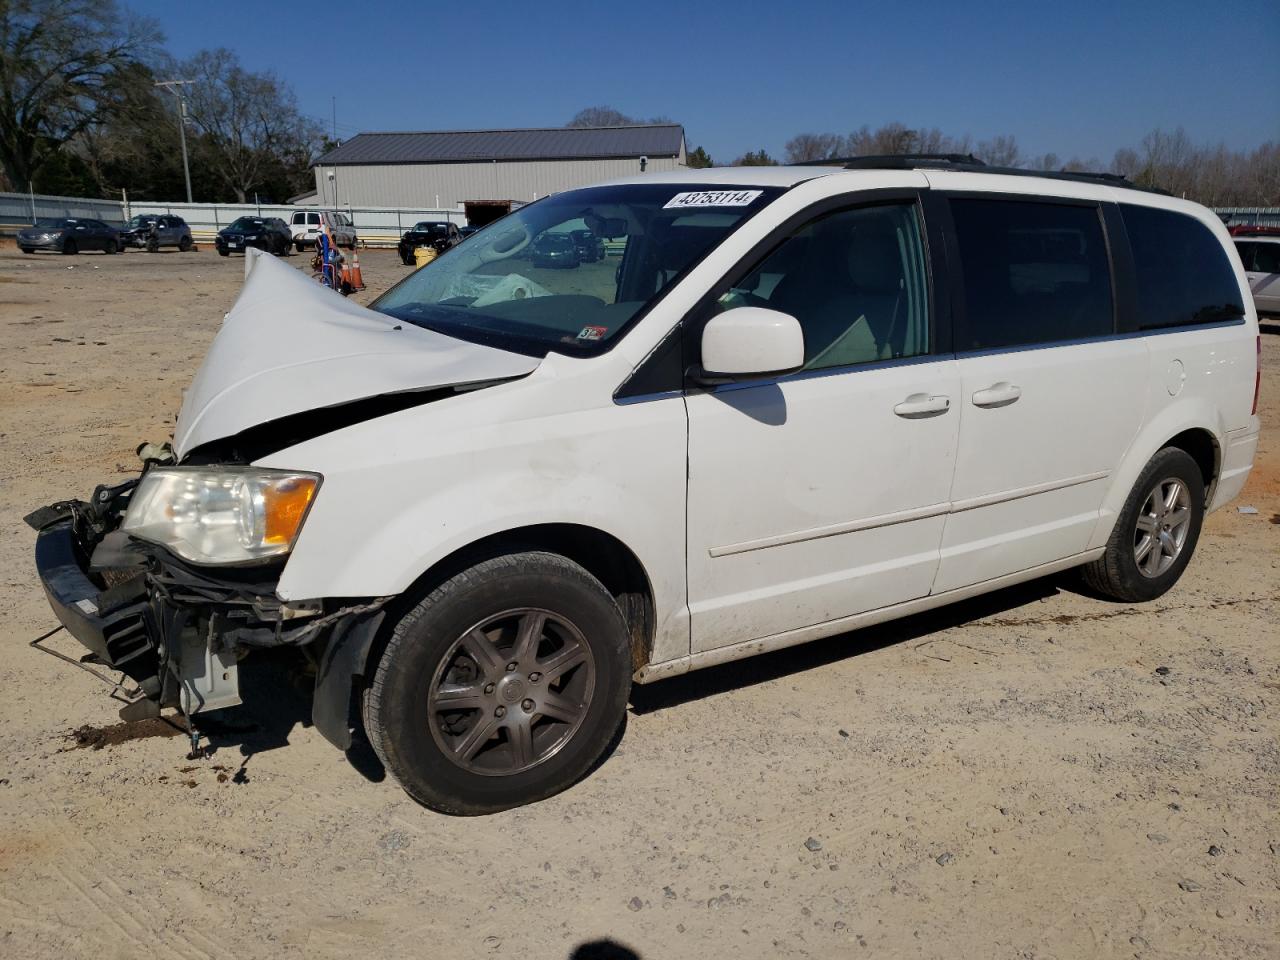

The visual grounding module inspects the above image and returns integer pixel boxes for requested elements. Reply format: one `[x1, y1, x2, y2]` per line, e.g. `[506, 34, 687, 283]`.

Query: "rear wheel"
[179, 235, 192, 252]
[1081, 447, 1205, 602]
[62, 239, 77, 255]
[20, 247, 33, 254]
[104, 239, 117, 255]
[363, 551, 631, 815]
[295, 241, 305, 253]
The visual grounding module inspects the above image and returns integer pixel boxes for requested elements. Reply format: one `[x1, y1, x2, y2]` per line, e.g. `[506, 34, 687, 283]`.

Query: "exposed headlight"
[122, 467, 320, 564]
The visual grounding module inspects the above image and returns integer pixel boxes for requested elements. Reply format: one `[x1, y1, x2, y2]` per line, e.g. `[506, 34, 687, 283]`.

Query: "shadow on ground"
[630, 575, 1069, 715]
[570, 940, 642, 960]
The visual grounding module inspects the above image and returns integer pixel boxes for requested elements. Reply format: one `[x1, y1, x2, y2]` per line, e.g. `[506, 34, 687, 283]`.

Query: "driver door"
[684, 195, 960, 652]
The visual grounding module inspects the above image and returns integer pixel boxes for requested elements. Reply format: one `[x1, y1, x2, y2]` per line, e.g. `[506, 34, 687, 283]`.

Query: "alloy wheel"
[1134, 477, 1192, 578]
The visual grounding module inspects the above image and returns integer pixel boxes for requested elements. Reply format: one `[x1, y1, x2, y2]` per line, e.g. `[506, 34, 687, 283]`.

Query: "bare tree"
[0, 0, 159, 189]
[975, 135, 1020, 167]
[784, 132, 844, 163]
[179, 48, 321, 202]
[566, 106, 671, 128]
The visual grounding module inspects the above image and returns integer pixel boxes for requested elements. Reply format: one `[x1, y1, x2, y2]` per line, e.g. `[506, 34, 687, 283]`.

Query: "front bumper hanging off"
[27, 477, 389, 749]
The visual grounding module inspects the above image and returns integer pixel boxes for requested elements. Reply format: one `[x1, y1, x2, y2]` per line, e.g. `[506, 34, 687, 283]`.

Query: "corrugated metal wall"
[313, 156, 686, 209]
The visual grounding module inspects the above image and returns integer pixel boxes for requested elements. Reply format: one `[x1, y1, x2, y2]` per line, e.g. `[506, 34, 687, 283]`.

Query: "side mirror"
[696, 307, 805, 384]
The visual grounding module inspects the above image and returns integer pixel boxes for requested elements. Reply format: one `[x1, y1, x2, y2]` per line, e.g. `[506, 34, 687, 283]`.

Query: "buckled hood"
[173, 249, 541, 458]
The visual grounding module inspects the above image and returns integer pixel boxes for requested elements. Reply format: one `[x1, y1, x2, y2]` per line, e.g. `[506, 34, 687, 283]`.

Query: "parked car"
[1234, 237, 1280, 317]
[28, 161, 1260, 815]
[570, 229, 605, 262]
[17, 217, 120, 255]
[397, 221, 461, 265]
[459, 225, 481, 240]
[289, 210, 358, 251]
[215, 216, 293, 257]
[530, 231, 579, 268]
[121, 214, 193, 251]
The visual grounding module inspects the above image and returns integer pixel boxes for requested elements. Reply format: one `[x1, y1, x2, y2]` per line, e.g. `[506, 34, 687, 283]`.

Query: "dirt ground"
[0, 242, 1277, 960]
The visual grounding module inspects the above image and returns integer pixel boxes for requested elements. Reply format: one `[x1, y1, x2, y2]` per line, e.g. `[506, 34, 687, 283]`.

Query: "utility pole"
[156, 79, 195, 203]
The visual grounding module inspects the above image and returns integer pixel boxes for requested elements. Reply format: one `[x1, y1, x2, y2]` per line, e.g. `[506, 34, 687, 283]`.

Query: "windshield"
[373, 183, 782, 356]
[127, 215, 157, 228]
[228, 217, 265, 231]
[412, 222, 450, 234]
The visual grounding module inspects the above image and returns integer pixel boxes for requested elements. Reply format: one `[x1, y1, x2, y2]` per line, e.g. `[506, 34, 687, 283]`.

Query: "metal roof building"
[310, 124, 687, 221]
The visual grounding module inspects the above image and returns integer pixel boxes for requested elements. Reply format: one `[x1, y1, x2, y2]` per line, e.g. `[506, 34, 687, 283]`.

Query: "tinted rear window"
[1121, 205, 1244, 329]
[951, 198, 1114, 350]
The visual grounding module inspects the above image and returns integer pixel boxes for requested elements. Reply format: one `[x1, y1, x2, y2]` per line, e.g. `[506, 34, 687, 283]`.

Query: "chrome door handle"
[972, 382, 1022, 408]
[893, 393, 951, 419]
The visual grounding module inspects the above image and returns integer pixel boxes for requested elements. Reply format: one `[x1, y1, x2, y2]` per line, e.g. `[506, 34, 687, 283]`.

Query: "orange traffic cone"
[349, 251, 365, 290]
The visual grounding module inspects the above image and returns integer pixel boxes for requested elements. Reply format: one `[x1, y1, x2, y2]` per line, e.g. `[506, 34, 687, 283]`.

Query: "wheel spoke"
[1163, 481, 1182, 512]
[1136, 514, 1158, 534]
[512, 612, 546, 664]
[538, 642, 586, 681]
[540, 691, 582, 724]
[507, 718, 535, 767]
[453, 713, 500, 761]
[1143, 540, 1163, 575]
[434, 683, 486, 711]
[1165, 507, 1190, 532]
[460, 628, 506, 679]
[1135, 535, 1156, 563]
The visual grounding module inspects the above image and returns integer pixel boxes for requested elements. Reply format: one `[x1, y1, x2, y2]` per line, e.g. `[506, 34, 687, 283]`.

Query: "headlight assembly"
[122, 467, 320, 564]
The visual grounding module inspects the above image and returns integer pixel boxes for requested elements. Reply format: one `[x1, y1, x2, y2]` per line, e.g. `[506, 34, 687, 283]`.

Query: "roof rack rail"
[792, 153, 985, 168]
[791, 153, 1169, 195]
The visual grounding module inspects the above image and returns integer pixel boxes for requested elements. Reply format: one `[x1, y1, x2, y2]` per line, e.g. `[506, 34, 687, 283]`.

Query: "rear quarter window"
[1121, 205, 1245, 329]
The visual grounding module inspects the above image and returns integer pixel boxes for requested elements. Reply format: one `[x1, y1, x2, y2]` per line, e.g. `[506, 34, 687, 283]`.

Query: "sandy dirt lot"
[0, 242, 1277, 960]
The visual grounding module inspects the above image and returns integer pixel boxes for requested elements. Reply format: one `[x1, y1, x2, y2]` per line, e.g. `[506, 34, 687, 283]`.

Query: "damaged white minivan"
[30, 157, 1261, 814]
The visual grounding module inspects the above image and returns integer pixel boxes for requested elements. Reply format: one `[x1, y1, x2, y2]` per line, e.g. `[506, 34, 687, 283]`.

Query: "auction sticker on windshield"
[663, 190, 763, 209]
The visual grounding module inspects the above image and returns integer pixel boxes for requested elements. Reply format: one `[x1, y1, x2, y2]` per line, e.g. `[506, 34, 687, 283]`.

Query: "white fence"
[0, 191, 474, 247]
[5, 190, 1278, 245]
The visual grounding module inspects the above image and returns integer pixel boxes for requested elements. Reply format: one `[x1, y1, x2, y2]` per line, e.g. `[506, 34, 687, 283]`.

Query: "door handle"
[893, 393, 951, 419]
[972, 382, 1022, 408]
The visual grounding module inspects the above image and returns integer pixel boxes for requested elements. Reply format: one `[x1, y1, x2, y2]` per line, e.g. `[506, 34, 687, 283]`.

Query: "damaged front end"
[27, 452, 387, 754]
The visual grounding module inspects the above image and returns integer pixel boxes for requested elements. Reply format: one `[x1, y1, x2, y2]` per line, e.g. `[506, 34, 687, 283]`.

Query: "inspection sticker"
[663, 190, 762, 209]
[577, 325, 608, 341]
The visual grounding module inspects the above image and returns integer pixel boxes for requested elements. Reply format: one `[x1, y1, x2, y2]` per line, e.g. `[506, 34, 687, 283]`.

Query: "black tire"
[104, 239, 117, 255]
[295, 241, 305, 253]
[217, 248, 229, 257]
[364, 551, 632, 815]
[62, 239, 77, 255]
[179, 235, 192, 252]
[1081, 447, 1205, 602]
[20, 247, 33, 254]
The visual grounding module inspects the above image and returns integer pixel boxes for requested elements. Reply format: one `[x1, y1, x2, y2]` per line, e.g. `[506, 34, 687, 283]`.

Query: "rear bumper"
[34, 521, 153, 679]
[1209, 417, 1261, 511]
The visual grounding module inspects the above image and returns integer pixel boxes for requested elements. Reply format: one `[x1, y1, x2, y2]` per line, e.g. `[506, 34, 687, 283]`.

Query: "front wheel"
[179, 235, 192, 252]
[363, 551, 631, 815]
[1081, 447, 1205, 602]
[62, 239, 77, 255]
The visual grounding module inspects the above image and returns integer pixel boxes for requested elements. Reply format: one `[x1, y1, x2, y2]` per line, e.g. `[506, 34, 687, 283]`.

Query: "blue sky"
[130, 0, 1279, 164]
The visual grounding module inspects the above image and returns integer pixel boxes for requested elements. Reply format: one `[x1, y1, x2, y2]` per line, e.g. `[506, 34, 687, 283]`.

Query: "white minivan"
[289, 209, 358, 251]
[31, 158, 1261, 814]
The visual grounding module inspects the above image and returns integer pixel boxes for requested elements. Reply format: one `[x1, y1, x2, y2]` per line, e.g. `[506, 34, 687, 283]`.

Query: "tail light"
[1253, 335, 1261, 416]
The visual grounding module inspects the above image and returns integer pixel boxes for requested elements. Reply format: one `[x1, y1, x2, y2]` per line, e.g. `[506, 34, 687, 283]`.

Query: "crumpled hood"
[173, 248, 541, 457]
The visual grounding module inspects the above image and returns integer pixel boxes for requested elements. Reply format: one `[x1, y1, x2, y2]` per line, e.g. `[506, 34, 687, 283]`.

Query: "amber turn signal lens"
[262, 476, 317, 545]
